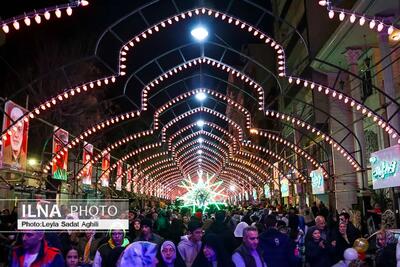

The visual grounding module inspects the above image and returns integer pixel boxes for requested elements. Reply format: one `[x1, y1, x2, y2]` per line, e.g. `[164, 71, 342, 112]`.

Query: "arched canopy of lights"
[3, 0, 398, 201]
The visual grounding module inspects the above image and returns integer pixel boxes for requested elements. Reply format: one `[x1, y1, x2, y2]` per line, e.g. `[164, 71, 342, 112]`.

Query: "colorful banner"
[1, 101, 29, 170]
[370, 145, 400, 189]
[81, 142, 93, 185]
[252, 188, 257, 200]
[116, 161, 123, 191]
[100, 152, 110, 187]
[244, 191, 249, 201]
[310, 168, 325, 194]
[52, 127, 68, 181]
[281, 177, 289, 197]
[126, 165, 132, 192]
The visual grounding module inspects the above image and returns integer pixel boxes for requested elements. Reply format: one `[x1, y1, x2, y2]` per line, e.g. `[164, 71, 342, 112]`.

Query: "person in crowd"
[332, 248, 359, 267]
[259, 214, 291, 267]
[178, 221, 203, 267]
[234, 221, 249, 244]
[375, 229, 397, 267]
[303, 207, 315, 227]
[155, 210, 170, 238]
[118, 241, 159, 267]
[306, 215, 329, 242]
[232, 226, 266, 267]
[182, 215, 190, 234]
[65, 246, 80, 267]
[77, 229, 102, 266]
[135, 218, 164, 246]
[93, 228, 130, 267]
[206, 210, 238, 254]
[305, 228, 332, 267]
[338, 212, 361, 242]
[167, 217, 186, 245]
[10, 230, 65, 267]
[129, 218, 142, 241]
[156, 240, 185, 267]
[311, 202, 319, 218]
[192, 233, 233, 267]
[331, 222, 353, 263]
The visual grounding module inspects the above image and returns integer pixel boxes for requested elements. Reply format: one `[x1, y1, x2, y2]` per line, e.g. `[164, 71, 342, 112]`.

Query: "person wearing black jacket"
[192, 233, 234, 267]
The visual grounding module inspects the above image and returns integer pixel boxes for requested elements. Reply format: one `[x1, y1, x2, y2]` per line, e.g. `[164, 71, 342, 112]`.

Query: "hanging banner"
[244, 191, 249, 201]
[52, 127, 69, 181]
[1, 101, 29, 170]
[264, 184, 270, 198]
[132, 170, 139, 193]
[252, 188, 257, 200]
[126, 165, 132, 192]
[370, 145, 400, 189]
[100, 152, 110, 187]
[81, 142, 93, 185]
[310, 168, 325, 194]
[116, 161, 123, 191]
[281, 177, 289, 197]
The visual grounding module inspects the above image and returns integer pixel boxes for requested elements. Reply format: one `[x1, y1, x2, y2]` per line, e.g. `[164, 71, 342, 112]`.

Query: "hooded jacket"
[177, 238, 201, 267]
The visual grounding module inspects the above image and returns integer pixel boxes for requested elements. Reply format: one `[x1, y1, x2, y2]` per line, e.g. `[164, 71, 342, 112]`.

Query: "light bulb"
[44, 11, 51, 20]
[359, 16, 365, 26]
[339, 12, 345, 21]
[350, 14, 356, 23]
[24, 17, 31, 26]
[388, 26, 394, 35]
[328, 10, 334, 19]
[377, 23, 384, 32]
[13, 21, 20, 30]
[2, 24, 9, 33]
[66, 7, 73, 16]
[369, 20, 376, 29]
[35, 14, 41, 24]
[55, 9, 61, 18]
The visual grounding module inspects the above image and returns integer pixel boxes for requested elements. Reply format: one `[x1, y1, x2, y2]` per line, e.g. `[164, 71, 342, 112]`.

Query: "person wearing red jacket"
[11, 230, 65, 267]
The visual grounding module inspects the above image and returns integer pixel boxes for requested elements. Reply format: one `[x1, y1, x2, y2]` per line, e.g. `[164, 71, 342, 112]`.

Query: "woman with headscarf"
[375, 230, 397, 267]
[234, 222, 249, 245]
[117, 241, 159, 267]
[192, 233, 234, 267]
[156, 240, 185, 267]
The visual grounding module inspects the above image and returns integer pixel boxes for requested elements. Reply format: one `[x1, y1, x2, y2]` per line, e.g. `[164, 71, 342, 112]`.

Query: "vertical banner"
[126, 165, 132, 192]
[244, 191, 249, 201]
[264, 184, 270, 198]
[1, 101, 29, 170]
[100, 152, 110, 187]
[81, 142, 93, 185]
[281, 177, 289, 197]
[132, 170, 138, 193]
[310, 168, 325, 194]
[116, 161, 123, 191]
[252, 188, 257, 200]
[52, 127, 69, 181]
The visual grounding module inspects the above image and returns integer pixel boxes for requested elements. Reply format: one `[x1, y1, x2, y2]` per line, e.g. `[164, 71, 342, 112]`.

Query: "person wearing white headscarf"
[117, 241, 158, 267]
[157, 240, 185, 267]
[234, 222, 249, 238]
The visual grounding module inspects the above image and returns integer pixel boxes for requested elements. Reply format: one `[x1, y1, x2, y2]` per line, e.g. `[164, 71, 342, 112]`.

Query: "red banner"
[81, 142, 93, 185]
[52, 127, 69, 180]
[126, 165, 132, 192]
[100, 152, 110, 187]
[116, 161, 123, 191]
[1, 101, 29, 171]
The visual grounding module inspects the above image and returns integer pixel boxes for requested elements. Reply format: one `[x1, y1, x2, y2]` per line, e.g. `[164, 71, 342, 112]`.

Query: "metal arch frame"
[177, 144, 228, 165]
[94, 0, 309, 68]
[223, 165, 264, 187]
[175, 139, 229, 159]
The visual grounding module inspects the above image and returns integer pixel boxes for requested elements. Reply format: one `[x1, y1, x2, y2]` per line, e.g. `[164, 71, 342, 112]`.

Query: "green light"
[178, 171, 227, 212]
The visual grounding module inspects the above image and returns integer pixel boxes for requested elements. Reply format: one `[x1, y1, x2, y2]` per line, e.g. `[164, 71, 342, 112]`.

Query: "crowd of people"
[0, 202, 399, 267]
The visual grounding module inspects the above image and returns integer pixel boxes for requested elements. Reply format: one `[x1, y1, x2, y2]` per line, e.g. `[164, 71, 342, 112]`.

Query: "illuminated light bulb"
[24, 17, 31, 26]
[80, 0, 89, 6]
[13, 21, 20, 30]
[360, 16, 368, 25]
[318, 0, 326, 6]
[35, 14, 41, 24]
[388, 26, 394, 35]
[377, 22, 384, 32]
[339, 12, 345, 21]
[369, 20, 376, 29]
[2, 24, 9, 33]
[328, 10, 334, 19]
[44, 11, 51, 20]
[66, 7, 73, 16]
[350, 14, 356, 23]
[55, 9, 61, 18]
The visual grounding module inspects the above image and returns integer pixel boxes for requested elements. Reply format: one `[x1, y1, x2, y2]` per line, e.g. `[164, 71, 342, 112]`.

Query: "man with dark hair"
[11, 230, 65, 267]
[178, 221, 203, 267]
[232, 226, 266, 267]
[134, 218, 164, 246]
[259, 215, 291, 267]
